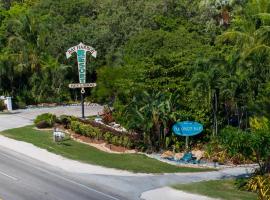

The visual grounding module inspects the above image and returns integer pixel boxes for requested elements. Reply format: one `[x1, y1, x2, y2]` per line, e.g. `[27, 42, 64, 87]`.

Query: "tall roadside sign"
[66, 42, 97, 118]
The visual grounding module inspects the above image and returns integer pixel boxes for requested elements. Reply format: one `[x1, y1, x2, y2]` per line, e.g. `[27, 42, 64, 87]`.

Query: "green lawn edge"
[0, 126, 214, 174]
[172, 179, 257, 200]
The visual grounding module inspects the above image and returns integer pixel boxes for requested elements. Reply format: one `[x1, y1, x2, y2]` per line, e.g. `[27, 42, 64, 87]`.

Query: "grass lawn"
[1, 126, 213, 173]
[173, 179, 257, 200]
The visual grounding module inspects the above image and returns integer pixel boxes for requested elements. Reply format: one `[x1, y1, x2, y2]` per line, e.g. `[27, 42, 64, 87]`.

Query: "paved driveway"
[0, 105, 103, 131]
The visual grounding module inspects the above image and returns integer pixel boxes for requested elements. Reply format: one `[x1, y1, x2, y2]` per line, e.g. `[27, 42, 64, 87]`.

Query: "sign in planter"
[172, 121, 204, 150]
[172, 121, 203, 136]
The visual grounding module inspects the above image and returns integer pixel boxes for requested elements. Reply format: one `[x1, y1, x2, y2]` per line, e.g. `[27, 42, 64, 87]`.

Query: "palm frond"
[217, 31, 255, 47]
[243, 44, 270, 59]
[255, 13, 270, 24]
[7, 36, 25, 46]
[255, 26, 270, 45]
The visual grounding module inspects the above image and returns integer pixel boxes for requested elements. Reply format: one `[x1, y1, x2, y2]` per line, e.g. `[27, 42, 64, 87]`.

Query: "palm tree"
[191, 63, 225, 136]
[217, 0, 270, 124]
[217, 0, 270, 62]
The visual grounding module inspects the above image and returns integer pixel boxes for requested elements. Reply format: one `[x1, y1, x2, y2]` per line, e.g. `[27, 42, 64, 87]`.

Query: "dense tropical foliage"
[0, 0, 269, 150]
[1, 1, 270, 198]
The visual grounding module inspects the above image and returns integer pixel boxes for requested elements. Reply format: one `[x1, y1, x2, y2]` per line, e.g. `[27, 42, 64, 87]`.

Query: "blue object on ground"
[180, 152, 194, 163]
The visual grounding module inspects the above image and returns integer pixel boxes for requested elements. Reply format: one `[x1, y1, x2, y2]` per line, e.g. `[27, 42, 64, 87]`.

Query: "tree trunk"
[213, 90, 218, 136]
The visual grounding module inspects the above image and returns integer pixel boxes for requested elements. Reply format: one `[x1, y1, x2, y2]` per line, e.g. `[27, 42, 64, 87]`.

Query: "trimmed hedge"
[58, 115, 77, 128]
[70, 120, 134, 148]
[81, 119, 140, 141]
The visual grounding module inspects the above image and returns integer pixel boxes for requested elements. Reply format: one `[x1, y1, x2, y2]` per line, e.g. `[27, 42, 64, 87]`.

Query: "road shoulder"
[140, 187, 218, 200]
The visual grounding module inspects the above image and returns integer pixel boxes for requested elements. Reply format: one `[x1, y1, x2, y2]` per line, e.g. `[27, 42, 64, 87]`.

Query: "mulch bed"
[71, 132, 129, 153]
[104, 143, 127, 153]
[59, 126, 129, 153]
[72, 132, 104, 144]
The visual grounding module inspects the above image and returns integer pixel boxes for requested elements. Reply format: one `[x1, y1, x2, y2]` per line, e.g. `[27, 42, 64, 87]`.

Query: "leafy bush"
[249, 116, 270, 131]
[70, 121, 82, 134]
[70, 120, 135, 148]
[81, 119, 140, 142]
[246, 174, 270, 200]
[104, 132, 113, 143]
[123, 136, 132, 148]
[34, 113, 57, 128]
[219, 126, 270, 173]
[111, 136, 119, 146]
[0, 100, 6, 111]
[36, 120, 51, 129]
[205, 137, 229, 164]
[219, 126, 251, 158]
[58, 115, 72, 128]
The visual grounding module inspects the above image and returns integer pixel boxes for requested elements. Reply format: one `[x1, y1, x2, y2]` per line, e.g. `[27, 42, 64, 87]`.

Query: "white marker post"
[66, 43, 97, 118]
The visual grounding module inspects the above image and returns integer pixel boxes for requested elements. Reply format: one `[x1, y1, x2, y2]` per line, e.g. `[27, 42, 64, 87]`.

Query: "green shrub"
[104, 132, 113, 143]
[70, 121, 81, 133]
[36, 120, 51, 129]
[111, 136, 119, 146]
[34, 113, 56, 128]
[91, 127, 99, 138]
[85, 125, 95, 138]
[219, 126, 270, 173]
[80, 124, 88, 136]
[69, 120, 136, 148]
[58, 115, 73, 128]
[71, 120, 101, 139]
[122, 136, 131, 148]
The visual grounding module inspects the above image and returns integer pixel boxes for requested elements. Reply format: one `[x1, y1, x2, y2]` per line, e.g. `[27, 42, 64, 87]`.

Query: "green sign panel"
[66, 42, 97, 84]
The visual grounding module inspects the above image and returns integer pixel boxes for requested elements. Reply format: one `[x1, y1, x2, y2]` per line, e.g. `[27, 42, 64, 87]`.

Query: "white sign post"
[66, 42, 97, 118]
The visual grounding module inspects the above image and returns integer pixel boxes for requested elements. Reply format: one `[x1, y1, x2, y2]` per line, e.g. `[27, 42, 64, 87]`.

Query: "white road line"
[0, 170, 18, 181]
[0, 152, 121, 200]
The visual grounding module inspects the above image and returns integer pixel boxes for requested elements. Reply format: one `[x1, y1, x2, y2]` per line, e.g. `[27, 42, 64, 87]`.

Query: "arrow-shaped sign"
[66, 42, 97, 84]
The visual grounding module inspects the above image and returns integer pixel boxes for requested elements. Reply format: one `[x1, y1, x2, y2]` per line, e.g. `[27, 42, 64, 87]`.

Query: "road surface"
[0, 146, 123, 200]
[0, 105, 103, 131]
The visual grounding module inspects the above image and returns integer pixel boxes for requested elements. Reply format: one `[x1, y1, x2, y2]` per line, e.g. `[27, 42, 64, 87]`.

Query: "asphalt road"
[0, 147, 124, 200]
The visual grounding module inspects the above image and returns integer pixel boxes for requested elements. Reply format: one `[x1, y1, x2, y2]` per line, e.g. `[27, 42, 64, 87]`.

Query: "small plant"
[70, 121, 81, 133]
[104, 132, 113, 143]
[246, 174, 270, 200]
[34, 113, 57, 128]
[101, 105, 114, 124]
